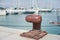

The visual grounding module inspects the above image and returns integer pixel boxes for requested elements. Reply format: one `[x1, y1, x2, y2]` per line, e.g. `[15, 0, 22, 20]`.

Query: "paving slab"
[0, 31, 11, 38]
[0, 26, 60, 40]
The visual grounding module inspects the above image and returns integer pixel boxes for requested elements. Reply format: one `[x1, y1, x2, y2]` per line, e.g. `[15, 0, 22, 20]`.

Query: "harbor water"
[0, 11, 60, 35]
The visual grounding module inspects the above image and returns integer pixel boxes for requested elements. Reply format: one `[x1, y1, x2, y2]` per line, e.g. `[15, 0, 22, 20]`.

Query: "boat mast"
[34, 0, 39, 15]
[31, 0, 39, 9]
[56, 12, 60, 22]
[31, 0, 39, 14]
[35, 0, 39, 10]
[16, 0, 19, 8]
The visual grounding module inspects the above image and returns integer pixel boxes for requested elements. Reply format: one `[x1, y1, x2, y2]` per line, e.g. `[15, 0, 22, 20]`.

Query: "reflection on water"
[0, 11, 60, 35]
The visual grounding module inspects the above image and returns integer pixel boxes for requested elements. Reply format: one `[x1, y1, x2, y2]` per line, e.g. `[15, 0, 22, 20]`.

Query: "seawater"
[0, 11, 60, 35]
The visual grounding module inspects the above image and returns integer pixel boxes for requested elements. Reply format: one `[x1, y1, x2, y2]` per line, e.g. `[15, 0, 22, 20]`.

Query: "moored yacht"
[0, 9, 7, 16]
[39, 9, 52, 12]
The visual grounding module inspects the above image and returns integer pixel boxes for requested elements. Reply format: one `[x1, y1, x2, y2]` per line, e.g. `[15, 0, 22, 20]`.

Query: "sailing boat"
[22, 0, 39, 14]
[6, 0, 39, 14]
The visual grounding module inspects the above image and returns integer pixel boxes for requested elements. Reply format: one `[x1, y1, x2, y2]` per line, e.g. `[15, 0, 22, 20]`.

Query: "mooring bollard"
[20, 14, 47, 40]
[26, 14, 42, 30]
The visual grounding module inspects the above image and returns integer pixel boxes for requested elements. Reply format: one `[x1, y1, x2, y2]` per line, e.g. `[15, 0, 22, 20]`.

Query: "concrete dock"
[0, 26, 60, 40]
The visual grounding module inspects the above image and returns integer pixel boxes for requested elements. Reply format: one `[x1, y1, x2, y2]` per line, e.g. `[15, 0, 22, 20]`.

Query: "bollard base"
[20, 30, 47, 40]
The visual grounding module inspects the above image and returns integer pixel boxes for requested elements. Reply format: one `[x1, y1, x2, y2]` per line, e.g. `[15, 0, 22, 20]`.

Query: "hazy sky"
[0, 0, 60, 8]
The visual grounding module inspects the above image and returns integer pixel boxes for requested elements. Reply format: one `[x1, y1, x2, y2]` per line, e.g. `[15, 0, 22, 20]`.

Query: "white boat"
[22, 9, 38, 14]
[39, 9, 52, 12]
[6, 8, 39, 15]
[0, 9, 6, 16]
[6, 8, 26, 15]
[6, 0, 52, 15]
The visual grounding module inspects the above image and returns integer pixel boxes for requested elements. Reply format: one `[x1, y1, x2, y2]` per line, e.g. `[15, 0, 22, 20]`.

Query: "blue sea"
[0, 11, 60, 35]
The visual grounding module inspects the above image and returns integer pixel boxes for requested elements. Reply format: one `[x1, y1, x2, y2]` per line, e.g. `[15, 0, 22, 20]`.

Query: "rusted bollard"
[20, 14, 47, 40]
[26, 14, 42, 30]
